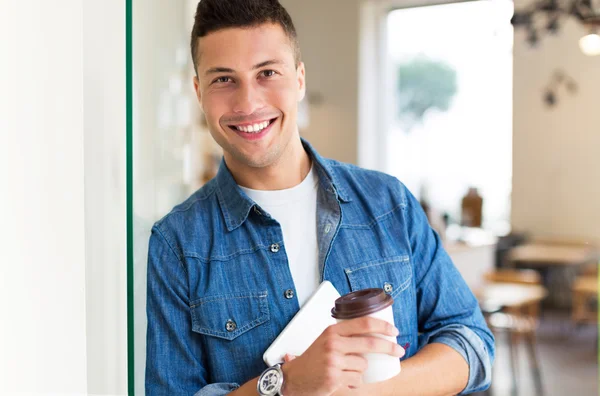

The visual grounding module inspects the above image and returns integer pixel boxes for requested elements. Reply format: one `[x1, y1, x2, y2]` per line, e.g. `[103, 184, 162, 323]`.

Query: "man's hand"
[280, 316, 405, 396]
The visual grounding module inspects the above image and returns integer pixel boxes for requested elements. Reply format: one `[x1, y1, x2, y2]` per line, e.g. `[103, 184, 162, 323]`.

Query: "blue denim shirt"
[145, 139, 495, 395]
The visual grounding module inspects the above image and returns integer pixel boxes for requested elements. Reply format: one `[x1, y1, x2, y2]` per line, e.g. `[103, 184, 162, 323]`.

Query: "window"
[384, 0, 513, 234]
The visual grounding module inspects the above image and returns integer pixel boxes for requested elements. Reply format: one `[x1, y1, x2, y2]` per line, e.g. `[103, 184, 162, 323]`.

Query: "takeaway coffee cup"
[331, 288, 401, 383]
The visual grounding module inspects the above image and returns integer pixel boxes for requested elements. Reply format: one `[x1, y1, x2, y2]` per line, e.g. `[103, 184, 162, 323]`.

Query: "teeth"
[234, 120, 271, 133]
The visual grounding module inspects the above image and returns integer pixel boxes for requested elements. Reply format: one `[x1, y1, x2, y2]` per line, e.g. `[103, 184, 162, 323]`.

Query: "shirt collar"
[215, 138, 351, 232]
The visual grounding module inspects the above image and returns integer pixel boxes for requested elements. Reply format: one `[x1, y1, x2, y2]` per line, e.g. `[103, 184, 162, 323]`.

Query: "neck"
[226, 137, 312, 191]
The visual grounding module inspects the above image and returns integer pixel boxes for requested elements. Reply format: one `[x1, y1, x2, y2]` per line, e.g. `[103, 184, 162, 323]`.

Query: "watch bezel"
[257, 363, 284, 396]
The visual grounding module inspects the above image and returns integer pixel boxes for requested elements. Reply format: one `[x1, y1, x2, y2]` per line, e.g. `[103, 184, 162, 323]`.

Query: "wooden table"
[507, 243, 598, 308]
[508, 243, 598, 267]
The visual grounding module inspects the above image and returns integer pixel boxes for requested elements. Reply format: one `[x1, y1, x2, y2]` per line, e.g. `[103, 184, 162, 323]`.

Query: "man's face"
[193, 23, 305, 170]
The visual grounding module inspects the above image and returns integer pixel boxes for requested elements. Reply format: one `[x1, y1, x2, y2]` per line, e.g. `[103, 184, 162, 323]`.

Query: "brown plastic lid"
[331, 288, 393, 320]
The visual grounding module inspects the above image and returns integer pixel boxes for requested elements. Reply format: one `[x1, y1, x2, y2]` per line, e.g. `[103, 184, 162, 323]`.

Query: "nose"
[232, 81, 264, 115]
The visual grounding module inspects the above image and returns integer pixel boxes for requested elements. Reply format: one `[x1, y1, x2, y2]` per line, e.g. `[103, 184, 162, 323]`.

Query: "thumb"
[283, 354, 297, 363]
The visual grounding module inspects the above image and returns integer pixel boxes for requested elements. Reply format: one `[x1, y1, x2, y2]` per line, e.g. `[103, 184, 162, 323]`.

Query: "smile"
[228, 118, 277, 134]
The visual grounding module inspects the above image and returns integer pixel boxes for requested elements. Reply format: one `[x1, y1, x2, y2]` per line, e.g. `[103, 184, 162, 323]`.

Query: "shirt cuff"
[194, 382, 241, 396]
[420, 324, 493, 394]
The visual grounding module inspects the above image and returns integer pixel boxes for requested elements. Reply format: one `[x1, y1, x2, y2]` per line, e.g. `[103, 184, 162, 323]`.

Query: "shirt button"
[225, 319, 237, 332]
[284, 289, 295, 299]
[324, 223, 332, 234]
[384, 282, 393, 294]
[270, 243, 280, 253]
[253, 206, 261, 215]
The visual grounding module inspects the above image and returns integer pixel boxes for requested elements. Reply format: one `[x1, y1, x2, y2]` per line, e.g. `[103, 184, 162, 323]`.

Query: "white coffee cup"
[331, 288, 401, 383]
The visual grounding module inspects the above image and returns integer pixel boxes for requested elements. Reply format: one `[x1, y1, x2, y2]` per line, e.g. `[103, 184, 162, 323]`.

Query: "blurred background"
[2, 0, 598, 395]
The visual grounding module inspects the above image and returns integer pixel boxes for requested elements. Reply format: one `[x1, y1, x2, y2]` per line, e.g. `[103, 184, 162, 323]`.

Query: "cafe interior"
[128, 0, 599, 395]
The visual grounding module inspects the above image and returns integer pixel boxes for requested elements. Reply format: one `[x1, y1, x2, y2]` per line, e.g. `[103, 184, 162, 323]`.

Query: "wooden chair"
[571, 263, 598, 326]
[483, 269, 544, 396]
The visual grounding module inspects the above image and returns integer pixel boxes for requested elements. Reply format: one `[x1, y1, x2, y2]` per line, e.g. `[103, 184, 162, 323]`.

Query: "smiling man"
[145, 1, 495, 395]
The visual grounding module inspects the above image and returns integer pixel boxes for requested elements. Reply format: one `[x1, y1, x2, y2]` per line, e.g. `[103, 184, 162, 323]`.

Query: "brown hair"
[190, 0, 301, 73]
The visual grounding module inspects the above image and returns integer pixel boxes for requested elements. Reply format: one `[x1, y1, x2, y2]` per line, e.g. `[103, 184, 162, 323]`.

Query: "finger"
[340, 354, 368, 372]
[341, 335, 405, 357]
[333, 317, 399, 338]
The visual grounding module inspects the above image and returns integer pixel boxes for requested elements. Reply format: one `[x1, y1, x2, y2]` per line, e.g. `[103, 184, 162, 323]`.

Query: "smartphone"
[262, 280, 341, 366]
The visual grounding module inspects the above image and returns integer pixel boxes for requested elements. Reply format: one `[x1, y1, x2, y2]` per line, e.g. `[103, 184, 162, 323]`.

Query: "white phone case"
[262, 281, 341, 366]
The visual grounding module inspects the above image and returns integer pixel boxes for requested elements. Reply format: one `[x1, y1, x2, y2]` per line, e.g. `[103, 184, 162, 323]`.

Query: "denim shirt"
[145, 139, 495, 396]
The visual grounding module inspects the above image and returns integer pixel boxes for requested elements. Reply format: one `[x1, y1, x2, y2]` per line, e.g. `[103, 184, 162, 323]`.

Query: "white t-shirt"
[239, 165, 320, 307]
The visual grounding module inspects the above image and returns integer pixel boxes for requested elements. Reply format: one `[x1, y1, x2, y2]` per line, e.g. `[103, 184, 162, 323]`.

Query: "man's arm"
[345, 343, 467, 396]
[146, 225, 240, 396]
[397, 182, 495, 395]
[392, 343, 468, 395]
[227, 377, 259, 396]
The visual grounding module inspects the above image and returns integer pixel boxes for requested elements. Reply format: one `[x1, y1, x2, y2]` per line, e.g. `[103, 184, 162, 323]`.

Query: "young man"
[145, 0, 495, 395]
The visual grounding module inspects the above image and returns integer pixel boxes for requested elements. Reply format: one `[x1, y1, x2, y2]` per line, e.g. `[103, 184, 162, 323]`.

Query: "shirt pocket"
[343, 255, 412, 299]
[190, 291, 270, 341]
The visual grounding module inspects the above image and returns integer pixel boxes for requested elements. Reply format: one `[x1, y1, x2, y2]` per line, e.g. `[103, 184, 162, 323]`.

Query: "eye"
[260, 70, 277, 78]
[212, 76, 232, 84]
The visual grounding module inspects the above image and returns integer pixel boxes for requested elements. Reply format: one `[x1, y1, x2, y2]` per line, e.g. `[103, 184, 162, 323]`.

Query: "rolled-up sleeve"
[420, 324, 493, 394]
[146, 225, 241, 396]
[400, 182, 495, 394]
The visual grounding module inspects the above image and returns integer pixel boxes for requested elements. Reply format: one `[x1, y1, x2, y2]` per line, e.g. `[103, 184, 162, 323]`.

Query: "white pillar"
[0, 0, 88, 394]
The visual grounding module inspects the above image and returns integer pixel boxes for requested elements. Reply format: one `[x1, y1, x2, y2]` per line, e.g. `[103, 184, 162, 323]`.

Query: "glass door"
[128, 1, 222, 393]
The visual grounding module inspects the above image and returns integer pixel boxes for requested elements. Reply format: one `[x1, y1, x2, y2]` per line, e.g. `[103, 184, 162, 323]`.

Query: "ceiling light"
[579, 31, 600, 55]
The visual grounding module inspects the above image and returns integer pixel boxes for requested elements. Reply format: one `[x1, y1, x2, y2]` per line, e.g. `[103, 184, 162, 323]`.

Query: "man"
[145, 0, 495, 395]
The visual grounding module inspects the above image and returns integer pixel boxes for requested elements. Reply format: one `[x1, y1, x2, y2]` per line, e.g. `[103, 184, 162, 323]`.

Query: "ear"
[296, 62, 306, 102]
[193, 75, 203, 108]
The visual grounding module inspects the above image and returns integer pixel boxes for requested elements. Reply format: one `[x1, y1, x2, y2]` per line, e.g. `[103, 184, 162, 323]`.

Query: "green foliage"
[397, 56, 458, 129]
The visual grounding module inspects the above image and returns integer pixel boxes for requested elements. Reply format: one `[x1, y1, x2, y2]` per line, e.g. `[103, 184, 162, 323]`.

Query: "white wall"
[0, 1, 127, 395]
[511, 16, 600, 243]
[279, 0, 361, 165]
[0, 0, 88, 394]
[83, 1, 128, 395]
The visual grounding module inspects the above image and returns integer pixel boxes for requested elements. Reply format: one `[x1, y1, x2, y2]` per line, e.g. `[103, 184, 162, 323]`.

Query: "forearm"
[363, 343, 468, 396]
[228, 377, 258, 396]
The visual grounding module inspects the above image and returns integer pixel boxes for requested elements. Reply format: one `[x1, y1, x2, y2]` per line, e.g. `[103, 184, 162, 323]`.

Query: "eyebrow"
[204, 59, 285, 76]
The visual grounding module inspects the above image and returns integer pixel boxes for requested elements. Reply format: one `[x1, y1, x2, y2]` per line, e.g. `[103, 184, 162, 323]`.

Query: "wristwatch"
[257, 363, 285, 396]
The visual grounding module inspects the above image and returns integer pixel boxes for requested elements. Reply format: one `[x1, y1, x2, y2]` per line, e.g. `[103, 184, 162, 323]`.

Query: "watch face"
[258, 367, 283, 396]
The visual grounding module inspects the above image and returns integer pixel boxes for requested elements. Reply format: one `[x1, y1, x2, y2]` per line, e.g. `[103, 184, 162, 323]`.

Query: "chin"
[236, 149, 281, 169]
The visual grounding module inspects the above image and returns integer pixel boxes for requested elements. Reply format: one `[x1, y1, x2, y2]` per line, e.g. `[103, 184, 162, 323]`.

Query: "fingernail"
[399, 346, 406, 357]
[393, 327, 400, 336]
